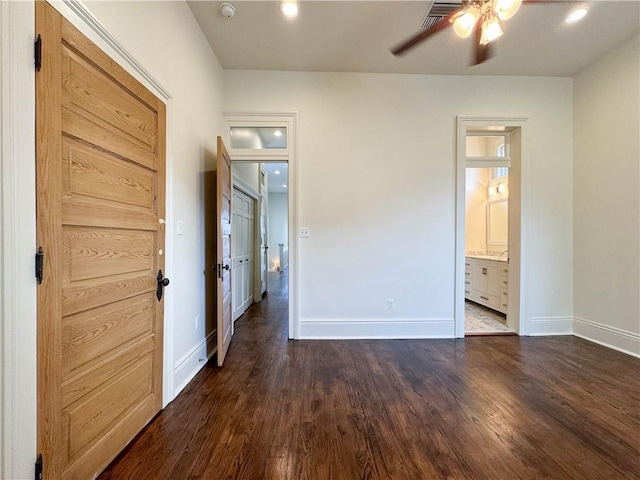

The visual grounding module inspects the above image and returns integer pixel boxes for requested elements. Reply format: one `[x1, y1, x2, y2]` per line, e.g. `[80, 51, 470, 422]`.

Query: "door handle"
[156, 269, 170, 301]
[217, 263, 230, 279]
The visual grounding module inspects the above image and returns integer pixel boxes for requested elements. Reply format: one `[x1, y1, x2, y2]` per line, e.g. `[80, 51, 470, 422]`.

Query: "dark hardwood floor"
[99, 272, 640, 479]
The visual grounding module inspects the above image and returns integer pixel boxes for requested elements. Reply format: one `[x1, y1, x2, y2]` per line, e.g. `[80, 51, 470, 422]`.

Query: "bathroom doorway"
[464, 167, 514, 336]
[455, 117, 527, 338]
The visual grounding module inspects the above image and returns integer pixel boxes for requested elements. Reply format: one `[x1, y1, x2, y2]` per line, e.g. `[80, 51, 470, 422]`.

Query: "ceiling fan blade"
[391, 11, 459, 56]
[471, 18, 493, 66]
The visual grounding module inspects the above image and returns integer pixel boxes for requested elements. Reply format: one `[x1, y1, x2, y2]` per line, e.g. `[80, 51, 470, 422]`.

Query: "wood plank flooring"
[99, 272, 640, 479]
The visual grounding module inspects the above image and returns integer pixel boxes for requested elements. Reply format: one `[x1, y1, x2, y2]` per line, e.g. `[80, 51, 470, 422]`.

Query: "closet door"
[232, 188, 255, 320]
[259, 168, 268, 295]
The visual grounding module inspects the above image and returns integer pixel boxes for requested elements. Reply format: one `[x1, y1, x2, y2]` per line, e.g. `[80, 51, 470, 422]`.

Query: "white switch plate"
[177, 220, 184, 235]
[299, 227, 310, 238]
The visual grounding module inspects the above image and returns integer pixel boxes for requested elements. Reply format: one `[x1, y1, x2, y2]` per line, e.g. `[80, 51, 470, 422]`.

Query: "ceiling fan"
[391, 0, 530, 66]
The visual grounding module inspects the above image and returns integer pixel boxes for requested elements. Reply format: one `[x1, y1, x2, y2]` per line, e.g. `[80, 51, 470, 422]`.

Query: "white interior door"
[232, 188, 255, 320]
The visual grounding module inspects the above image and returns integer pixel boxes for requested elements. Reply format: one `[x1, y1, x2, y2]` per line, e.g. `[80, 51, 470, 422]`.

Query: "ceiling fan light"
[453, 7, 480, 38]
[480, 16, 503, 45]
[495, 0, 522, 21]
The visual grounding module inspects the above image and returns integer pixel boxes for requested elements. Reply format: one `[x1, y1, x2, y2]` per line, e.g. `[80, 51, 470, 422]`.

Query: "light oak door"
[36, 2, 166, 478]
[216, 137, 233, 366]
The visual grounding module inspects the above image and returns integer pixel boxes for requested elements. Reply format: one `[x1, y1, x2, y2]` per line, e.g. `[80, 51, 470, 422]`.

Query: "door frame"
[1, 3, 37, 478]
[455, 116, 530, 337]
[1, 3, 176, 476]
[47, 0, 176, 408]
[223, 113, 299, 339]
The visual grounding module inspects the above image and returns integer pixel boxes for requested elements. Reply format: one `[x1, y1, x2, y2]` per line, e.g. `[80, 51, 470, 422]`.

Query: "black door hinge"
[35, 454, 43, 480]
[34, 34, 42, 72]
[35, 247, 44, 284]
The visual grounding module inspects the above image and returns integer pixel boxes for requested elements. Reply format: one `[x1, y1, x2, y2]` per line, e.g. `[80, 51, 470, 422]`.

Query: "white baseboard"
[528, 316, 573, 336]
[299, 318, 455, 340]
[172, 332, 217, 399]
[573, 317, 640, 358]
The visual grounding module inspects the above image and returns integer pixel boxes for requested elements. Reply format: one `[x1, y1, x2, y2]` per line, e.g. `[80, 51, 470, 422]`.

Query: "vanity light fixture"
[274, 130, 283, 137]
[489, 183, 507, 197]
[274, 170, 281, 175]
[280, 1, 298, 18]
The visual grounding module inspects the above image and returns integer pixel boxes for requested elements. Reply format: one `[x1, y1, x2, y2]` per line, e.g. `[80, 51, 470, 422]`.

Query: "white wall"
[84, 0, 226, 395]
[573, 35, 640, 356]
[268, 192, 288, 271]
[2, 2, 224, 476]
[465, 168, 489, 252]
[233, 163, 260, 193]
[223, 71, 574, 338]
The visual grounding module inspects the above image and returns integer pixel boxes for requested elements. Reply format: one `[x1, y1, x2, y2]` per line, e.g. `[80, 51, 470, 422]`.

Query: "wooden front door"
[36, 2, 166, 478]
[216, 137, 233, 366]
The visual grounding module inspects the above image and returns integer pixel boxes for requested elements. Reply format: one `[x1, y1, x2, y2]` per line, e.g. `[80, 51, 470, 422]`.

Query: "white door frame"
[223, 113, 299, 339]
[1, 3, 37, 478]
[455, 116, 530, 338]
[2, 3, 177, 477]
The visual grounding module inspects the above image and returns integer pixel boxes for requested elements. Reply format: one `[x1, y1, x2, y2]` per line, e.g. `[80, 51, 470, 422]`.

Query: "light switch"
[299, 227, 310, 238]
[177, 220, 184, 236]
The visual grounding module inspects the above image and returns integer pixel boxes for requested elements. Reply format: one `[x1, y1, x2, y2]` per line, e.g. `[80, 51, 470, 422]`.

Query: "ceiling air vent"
[420, 0, 463, 30]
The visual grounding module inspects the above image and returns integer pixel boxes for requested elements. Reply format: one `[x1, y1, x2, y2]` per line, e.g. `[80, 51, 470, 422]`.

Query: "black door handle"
[156, 269, 170, 301]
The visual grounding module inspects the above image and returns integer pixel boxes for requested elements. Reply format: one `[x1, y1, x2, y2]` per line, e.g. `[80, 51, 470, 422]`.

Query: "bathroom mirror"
[487, 199, 508, 245]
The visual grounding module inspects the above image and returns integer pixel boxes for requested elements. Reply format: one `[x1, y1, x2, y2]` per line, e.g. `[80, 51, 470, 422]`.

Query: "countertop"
[466, 254, 508, 263]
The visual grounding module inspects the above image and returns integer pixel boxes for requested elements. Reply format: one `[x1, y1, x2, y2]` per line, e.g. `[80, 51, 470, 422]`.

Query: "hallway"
[99, 274, 639, 479]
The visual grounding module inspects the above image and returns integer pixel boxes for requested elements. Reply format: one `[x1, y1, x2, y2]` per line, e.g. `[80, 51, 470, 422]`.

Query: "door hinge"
[35, 247, 44, 284]
[34, 34, 42, 72]
[35, 454, 43, 480]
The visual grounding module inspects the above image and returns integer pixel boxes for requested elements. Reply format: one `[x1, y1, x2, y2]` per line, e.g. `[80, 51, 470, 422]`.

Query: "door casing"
[455, 116, 530, 337]
[223, 113, 298, 339]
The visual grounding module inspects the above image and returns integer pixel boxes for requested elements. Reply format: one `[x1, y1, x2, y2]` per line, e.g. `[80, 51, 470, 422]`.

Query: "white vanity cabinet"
[465, 256, 508, 314]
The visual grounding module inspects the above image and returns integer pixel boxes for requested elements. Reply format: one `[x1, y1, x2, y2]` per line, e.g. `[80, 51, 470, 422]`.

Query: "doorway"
[464, 167, 513, 336]
[455, 117, 528, 338]
[223, 113, 298, 338]
[230, 161, 289, 327]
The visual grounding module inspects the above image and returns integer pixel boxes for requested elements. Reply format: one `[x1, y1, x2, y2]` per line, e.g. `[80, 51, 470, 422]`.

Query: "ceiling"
[263, 162, 289, 193]
[188, 0, 639, 76]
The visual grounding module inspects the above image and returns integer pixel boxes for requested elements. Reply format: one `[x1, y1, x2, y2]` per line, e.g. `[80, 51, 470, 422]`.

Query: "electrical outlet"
[195, 315, 200, 330]
[299, 227, 310, 238]
[387, 299, 394, 309]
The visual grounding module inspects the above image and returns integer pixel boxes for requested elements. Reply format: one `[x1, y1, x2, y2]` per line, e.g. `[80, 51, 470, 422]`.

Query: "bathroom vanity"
[465, 255, 508, 314]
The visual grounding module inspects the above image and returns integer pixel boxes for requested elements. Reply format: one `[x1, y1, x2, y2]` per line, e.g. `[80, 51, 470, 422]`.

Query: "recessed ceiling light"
[274, 170, 281, 175]
[565, 7, 589, 24]
[280, 1, 298, 18]
[273, 130, 282, 137]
